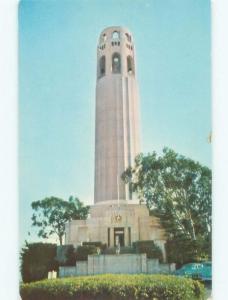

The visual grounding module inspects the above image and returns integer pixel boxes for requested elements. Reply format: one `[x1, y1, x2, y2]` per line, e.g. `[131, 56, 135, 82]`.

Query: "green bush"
[20, 242, 58, 283]
[20, 274, 205, 300]
[65, 245, 76, 265]
[119, 246, 135, 254]
[75, 245, 97, 261]
[103, 246, 135, 255]
[82, 241, 107, 252]
[133, 240, 163, 262]
[56, 245, 76, 266]
[166, 237, 212, 267]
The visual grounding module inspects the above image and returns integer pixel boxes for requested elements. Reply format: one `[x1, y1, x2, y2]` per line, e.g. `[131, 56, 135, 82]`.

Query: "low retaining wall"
[59, 266, 76, 278]
[59, 254, 176, 277]
[88, 254, 147, 275]
[76, 261, 88, 276]
[147, 258, 160, 273]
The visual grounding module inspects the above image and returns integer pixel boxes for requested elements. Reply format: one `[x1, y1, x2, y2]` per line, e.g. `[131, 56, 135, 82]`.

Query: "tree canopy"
[31, 196, 90, 245]
[68, 196, 90, 220]
[122, 148, 211, 263]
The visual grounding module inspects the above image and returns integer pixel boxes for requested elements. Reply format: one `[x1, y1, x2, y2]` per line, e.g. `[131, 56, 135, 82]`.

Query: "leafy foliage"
[133, 240, 163, 262]
[68, 196, 90, 220]
[20, 242, 58, 283]
[166, 236, 212, 267]
[103, 246, 135, 255]
[75, 245, 98, 261]
[65, 245, 77, 266]
[82, 241, 107, 252]
[20, 274, 205, 300]
[122, 148, 212, 264]
[31, 196, 90, 245]
[57, 243, 108, 265]
[56, 245, 76, 266]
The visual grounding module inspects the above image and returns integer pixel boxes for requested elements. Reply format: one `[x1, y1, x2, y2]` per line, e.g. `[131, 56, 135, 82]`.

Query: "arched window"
[112, 31, 120, 39]
[125, 33, 131, 42]
[112, 53, 121, 73]
[102, 33, 107, 42]
[99, 55, 106, 77]
[127, 56, 134, 75]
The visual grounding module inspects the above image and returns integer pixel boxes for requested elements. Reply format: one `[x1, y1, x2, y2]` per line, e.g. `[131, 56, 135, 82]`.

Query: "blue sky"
[19, 0, 211, 245]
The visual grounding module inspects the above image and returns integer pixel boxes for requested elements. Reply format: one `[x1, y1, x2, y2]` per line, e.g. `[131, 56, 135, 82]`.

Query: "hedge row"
[20, 274, 205, 300]
[20, 243, 58, 283]
[133, 241, 163, 262]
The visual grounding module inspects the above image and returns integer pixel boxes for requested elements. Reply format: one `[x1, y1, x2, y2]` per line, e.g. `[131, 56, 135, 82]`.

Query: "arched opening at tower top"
[112, 53, 121, 73]
[102, 33, 107, 42]
[99, 55, 106, 78]
[127, 55, 134, 75]
[125, 32, 131, 42]
[112, 31, 120, 39]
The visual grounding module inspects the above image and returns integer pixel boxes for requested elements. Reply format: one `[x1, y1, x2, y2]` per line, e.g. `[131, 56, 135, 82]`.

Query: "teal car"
[174, 262, 212, 281]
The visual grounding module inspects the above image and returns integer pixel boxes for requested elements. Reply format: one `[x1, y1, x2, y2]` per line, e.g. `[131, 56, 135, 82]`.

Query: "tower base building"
[65, 27, 166, 260]
[65, 200, 166, 260]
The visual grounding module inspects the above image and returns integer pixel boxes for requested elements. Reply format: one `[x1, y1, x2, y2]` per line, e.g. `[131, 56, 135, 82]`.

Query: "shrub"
[65, 245, 77, 265]
[133, 240, 163, 262]
[20, 274, 205, 300]
[56, 245, 76, 266]
[82, 241, 107, 252]
[119, 246, 135, 254]
[103, 246, 135, 255]
[20, 242, 58, 283]
[102, 246, 117, 255]
[75, 245, 97, 261]
[166, 237, 212, 267]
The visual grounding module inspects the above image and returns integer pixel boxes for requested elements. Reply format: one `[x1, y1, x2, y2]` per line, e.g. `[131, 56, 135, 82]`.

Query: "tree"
[133, 241, 163, 262]
[31, 196, 90, 245]
[56, 244, 76, 266]
[68, 196, 90, 220]
[122, 148, 211, 262]
[20, 242, 58, 283]
[75, 245, 97, 261]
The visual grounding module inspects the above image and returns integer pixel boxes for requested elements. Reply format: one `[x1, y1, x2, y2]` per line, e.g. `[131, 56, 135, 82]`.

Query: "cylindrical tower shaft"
[94, 26, 140, 203]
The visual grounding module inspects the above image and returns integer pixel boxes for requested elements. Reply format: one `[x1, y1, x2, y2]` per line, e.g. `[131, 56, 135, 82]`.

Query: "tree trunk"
[189, 212, 196, 240]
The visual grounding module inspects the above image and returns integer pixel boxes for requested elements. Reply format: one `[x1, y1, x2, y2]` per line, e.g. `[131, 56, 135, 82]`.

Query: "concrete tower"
[94, 26, 140, 203]
[65, 27, 166, 255]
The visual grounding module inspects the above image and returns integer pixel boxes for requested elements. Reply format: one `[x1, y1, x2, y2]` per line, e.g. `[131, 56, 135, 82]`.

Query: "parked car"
[174, 262, 212, 281]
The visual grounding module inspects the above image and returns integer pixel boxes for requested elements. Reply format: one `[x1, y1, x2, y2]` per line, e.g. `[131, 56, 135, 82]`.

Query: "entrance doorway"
[114, 227, 125, 247]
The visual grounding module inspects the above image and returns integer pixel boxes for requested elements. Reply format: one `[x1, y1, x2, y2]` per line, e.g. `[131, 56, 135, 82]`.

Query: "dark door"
[114, 227, 125, 247]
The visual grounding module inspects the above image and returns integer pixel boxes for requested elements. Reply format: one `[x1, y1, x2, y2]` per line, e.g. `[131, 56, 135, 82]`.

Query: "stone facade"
[95, 26, 140, 203]
[65, 26, 166, 260]
[66, 200, 166, 255]
[59, 254, 176, 277]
